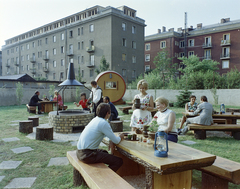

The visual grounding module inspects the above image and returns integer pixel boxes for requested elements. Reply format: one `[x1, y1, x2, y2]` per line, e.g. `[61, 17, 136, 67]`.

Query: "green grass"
[0, 103, 240, 188]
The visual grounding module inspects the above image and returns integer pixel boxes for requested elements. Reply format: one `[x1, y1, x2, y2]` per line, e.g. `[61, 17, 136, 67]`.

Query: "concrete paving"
[4, 177, 37, 188]
[8, 124, 18, 126]
[10, 120, 22, 123]
[181, 140, 197, 145]
[11, 147, 33, 154]
[0, 176, 5, 182]
[0, 161, 22, 169]
[2, 137, 20, 142]
[47, 157, 69, 167]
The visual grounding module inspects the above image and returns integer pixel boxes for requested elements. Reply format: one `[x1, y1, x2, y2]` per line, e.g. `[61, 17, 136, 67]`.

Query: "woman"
[53, 90, 63, 107]
[130, 79, 154, 131]
[149, 96, 178, 143]
[179, 95, 198, 130]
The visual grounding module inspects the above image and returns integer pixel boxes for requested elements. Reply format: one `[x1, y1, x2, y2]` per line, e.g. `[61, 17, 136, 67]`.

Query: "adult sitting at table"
[130, 79, 154, 132]
[179, 95, 214, 135]
[103, 96, 118, 121]
[29, 91, 43, 114]
[178, 95, 198, 131]
[76, 103, 124, 172]
[149, 96, 178, 143]
[53, 90, 63, 109]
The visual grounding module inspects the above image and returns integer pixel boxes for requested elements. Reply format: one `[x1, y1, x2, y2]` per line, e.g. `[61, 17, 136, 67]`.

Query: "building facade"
[2, 5, 145, 83]
[145, 18, 240, 75]
[0, 51, 2, 76]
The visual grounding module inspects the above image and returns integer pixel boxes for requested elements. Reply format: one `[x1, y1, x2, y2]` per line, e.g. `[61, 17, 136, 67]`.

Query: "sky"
[0, 0, 240, 50]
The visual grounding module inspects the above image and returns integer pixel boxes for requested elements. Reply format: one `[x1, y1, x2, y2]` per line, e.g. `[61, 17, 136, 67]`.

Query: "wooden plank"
[67, 151, 134, 189]
[188, 124, 240, 131]
[199, 156, 240, 184]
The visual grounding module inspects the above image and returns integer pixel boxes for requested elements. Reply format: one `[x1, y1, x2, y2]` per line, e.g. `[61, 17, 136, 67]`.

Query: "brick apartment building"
[145, 18, 240, 75]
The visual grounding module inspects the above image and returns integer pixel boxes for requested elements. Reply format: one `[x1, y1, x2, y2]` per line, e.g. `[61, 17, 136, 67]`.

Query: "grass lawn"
[0, 103, 240, 188]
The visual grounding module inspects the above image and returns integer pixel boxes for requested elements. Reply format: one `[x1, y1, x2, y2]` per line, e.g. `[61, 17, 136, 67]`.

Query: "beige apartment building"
[2, 5, 145, 83]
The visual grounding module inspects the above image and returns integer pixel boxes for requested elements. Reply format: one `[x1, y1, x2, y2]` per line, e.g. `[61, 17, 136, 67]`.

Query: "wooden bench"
[26, 104, 36, 114]
[188, 124, 240, 140]
[213, 118, 227, 124]
[67, 150, 134, 189]
[119, 106, 158, 117]
[198, 156, 240, 189]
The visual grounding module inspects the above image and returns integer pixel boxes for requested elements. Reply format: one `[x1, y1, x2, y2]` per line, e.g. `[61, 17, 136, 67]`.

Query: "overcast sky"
[0, 0, 239, 50]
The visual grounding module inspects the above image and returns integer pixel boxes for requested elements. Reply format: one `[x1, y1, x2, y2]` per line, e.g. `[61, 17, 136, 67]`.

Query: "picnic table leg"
[123, 109, 129, 114]
[73, 168, 86, 186]
[194, 130, 206, 139]
[202, 171, 228, 189]
[232, 131, 240, 140]
[145, 167, 153, 189]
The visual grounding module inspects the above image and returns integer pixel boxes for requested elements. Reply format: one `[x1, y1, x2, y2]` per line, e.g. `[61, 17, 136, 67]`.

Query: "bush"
[174, 90, 192, 108]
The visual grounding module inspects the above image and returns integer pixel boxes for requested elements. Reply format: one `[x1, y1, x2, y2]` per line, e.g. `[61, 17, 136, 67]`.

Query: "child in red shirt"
[74, 93, 90, 111]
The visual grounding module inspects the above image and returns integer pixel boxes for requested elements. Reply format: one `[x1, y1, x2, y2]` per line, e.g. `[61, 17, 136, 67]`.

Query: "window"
[160, 41, 166, 49]
[61, 33, 64, 40]
[145, 43, 150, 51]
[175, 53, 178, 57]
[122, 54, 126, 61]
[21, 56, 24, 61]
[21, 45, 24, 51]
[69, 30, 73, 37]
[81, 27, 84, 35]
[132, 41, 136, 49]
[60, 72, 64, 79]
[90, 69, 93, 77]
[27, 54, 29, 60]
[122, 69, 126, 77]
[69, 44, 73, 54]
[89, 24, 94, 32]
[78, 56, 81, 64]
[90, 55, 94, 65]
[205, 37, 211, 46]
[61, 46, 64, 53]
[81, 70, 84, 78]
[78, 28, 80, 35]
[132, 70, 136, 78]
[61, 59, 64, 66]
[175, 41, 179, 46]
[204, 49, 211, 59]
[53, 60, 57, 67]
[222, 47, 230, 58]
[27, 44, 29, 49]
[145, 54, 150, 62]
[180, 41, 185, 48]
[22, 66, 24, 71]
[122, 23, 126, 31]
[132, 26, 136, 34]
[188, 51, 194, 56]
[53, 73, 56, 80]
[222, 33, 230, 44]
[45, 50, 49, 59]
[45, 38, 48, 44]
[53, 36, 56, 42]
[145, 65, 150, 72]
[81, 56, 84, 63]
[132, 56, 136, 63]
[179, 52, 185, 57]
[78, 42, 80, 50]
[38, 63, 42, 69]
[32, 42, 35, 48]
[122, 38, 126, 47]
[222, 60, 229, 68]
[188, 39, 194, 47]
[27, 65, 29, 71]
[16, 47, 18, 52]
[81, 41, 84, 49]
[53, 48, 56, 55]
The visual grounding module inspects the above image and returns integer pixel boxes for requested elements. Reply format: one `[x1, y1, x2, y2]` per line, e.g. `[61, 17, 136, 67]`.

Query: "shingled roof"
[0, 74, 36, 82]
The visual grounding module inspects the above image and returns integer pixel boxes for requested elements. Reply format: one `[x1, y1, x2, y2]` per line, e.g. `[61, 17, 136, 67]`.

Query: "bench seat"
[67, 150, 134, 189]
[198, 156, 240, 189]
[26, 104, 36, 114]
[119, 106, 158, 117]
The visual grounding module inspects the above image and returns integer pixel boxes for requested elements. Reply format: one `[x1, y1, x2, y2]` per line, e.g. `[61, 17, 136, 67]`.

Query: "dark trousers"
[29, 102, 41, 112]
[76, 149, 123, 172]
[109, 113, 117, 121]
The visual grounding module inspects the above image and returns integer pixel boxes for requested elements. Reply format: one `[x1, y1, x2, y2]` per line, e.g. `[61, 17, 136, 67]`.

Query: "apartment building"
[0, 51, 2, 76]
[145, 18, 240, 75]
[2, 5, 145, 82]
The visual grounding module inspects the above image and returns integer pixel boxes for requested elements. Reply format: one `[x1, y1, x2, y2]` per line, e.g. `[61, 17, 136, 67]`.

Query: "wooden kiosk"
[95, 71, 126, 105]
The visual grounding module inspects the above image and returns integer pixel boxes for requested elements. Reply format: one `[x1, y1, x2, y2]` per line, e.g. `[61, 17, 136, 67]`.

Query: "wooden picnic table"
[40, 101, 57, 113]
[103, 134, 216, 189]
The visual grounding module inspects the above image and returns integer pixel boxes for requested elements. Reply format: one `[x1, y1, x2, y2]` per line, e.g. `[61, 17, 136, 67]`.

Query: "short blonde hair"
[155, 97, 169, 108]
[54, 90, 58, 94]
[137, 79, 148, 90]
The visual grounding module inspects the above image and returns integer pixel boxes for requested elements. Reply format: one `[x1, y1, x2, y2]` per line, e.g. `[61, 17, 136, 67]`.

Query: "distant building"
[2, 5, 145, 83]
[145, 18, 240, 75]
[0, 51, 2, 76]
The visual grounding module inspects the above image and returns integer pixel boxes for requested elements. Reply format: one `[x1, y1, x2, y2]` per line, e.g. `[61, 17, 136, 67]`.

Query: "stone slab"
[0, 161, 22, 169]
[11, 147, 33, 154]
[2, 137, 20, 142]
[4, 177, 36, 188]
[47, 157, 69, 167]
[10, 120, 22, 123]
[181, 140, 197, 145]
[0, 176, 5, 182]
[8, 124, 18, 126]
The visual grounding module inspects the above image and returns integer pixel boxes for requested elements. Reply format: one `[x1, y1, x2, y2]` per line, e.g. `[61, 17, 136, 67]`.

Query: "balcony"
[220, 53, 230, 59]
[14, 61, 19, 66]
[30, 57, 36, 63]
[86, 46, 95, 53]
[43, 67, 49, 73]
[221, 40, 231, 46]
[87, 62, 95, 68]
[202, 43, 212, 48]
[203, 56, 212, 60]
[43, 55, 49, 61]
[67, 50, 74, 56]
[6, 63, 10, 67]
[30, 68, 36, 74]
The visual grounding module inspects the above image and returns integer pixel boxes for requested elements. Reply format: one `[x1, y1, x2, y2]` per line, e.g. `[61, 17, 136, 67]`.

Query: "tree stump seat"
[26, 104, 36, 114]
[28, 116, 39, 127]
[36, 124, 53, 140]
[19, 120, 33, 134]
[110, 120, 123, 132]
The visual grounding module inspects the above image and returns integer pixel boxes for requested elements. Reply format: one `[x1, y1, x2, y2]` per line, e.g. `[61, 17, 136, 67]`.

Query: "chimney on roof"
[177, 27, 182, 32]
[197, 23, 202, 29]
[221, 18, 226, 23]
[225, 18, 230, 22]
[190, 25, 193, 29]
[162, 26, 166, 32]
[158, 29, 161, 33]
[168, 28, 174, 32]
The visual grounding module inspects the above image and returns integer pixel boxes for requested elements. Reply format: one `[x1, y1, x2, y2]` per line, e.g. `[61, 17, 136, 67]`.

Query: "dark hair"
[80, 93, 86, 97]
[189, 95, 196, 100]
[91, 81, 97, 86]
[35, 90, 39, 94]
[201, 96, 208, 102]
[104, 96, 110, 102]
[96, 103, 110, 118]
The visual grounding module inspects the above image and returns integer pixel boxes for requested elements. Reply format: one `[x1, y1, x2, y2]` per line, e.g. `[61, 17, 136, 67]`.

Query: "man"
[76, 103, 124, 172]
[29, 91, 43, 114]
[103, 96, 118, 121]
[179, 95, 214, 135]
[87, 81, 103, 116]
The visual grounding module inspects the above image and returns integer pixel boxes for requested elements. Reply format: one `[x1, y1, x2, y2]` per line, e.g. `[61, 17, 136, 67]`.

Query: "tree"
[153, 50, 178, 88]
[95, 55, 110, 74]
[174, 90, 192, 108]
[16, 82, 23, 106]
[49, 85, 55, 98]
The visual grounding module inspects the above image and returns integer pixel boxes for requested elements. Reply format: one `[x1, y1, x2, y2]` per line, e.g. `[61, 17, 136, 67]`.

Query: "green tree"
[153, 50, 178, 88]
[174, 90, 192, 108]
[49, 85, 55, 98]
[95, 55, 110, 75]
[16, 82, 23, 106]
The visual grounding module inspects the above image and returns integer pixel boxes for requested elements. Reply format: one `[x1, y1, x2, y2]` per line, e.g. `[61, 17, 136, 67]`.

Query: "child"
[74, 93, 90, 111]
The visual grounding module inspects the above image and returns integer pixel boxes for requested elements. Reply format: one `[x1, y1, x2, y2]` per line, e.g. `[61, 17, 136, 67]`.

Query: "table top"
[103, 134, 216, 174]
[182, 112, 240, 118]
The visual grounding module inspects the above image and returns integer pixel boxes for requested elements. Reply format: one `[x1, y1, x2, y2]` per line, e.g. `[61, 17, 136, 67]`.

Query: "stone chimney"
[221, 18, 226, 23]
[168, 28, 174, 32]
[190, 25, 193, 29]
[162, 26, 166, 32]
[177, 27, 182, 32]
[197, 23, 202, 29]
[158, 29, 161, 33]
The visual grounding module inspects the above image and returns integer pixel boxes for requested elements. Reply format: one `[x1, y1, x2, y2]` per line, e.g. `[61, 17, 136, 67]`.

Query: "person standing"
[103, 96, 118, 121]
[87, 81, 103, 116]
[76, 103, 124, 172]
[179, 96, 214, 135]
[29, 91, 43, 114]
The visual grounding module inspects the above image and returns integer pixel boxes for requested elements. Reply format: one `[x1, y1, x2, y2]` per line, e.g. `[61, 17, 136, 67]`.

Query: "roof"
[0, 74, 36, 82]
